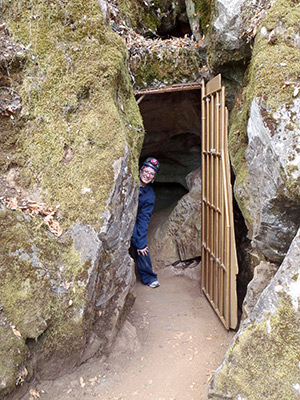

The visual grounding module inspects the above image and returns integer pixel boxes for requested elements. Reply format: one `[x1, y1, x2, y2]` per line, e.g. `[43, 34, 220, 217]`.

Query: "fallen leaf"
[9, 198, 18, 209]
[293, 86, 300, 97]
[64, 281, 70, 290]
[29, 388, 40, 398]
[282, 81, 294, 88]
[80, 377, 86, 388]
[20, 367, 28, 377]
[35, 222, 44, 231]
[12, 327, 22, 338]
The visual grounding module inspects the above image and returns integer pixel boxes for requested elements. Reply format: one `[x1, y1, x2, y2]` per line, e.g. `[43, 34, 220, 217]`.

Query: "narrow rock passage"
[22, 270, 234, 400]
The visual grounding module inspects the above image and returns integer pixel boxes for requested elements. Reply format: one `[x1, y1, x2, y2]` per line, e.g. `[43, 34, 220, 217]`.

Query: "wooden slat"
[135, 82, 202, 95]
[205, 74, 221, 97]
[201, 79, 207, 297]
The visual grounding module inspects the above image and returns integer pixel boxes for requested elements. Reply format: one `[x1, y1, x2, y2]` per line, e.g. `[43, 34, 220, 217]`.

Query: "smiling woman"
[131, 157, 161, 288]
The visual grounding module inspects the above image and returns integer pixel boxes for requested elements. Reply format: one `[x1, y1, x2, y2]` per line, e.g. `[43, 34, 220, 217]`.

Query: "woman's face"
[140, 167, 156, 186]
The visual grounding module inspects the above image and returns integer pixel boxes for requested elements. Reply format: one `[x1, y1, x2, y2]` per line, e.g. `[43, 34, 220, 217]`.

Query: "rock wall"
[229, 0, 300, 264]
[208, 226, 300, 400]
[0, 1, 144, 397]
[149, 168, 201, 267]
[206, 0, 300, 398]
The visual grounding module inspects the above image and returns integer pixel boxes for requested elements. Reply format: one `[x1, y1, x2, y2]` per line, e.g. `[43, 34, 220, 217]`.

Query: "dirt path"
[21, 269, 234, 400]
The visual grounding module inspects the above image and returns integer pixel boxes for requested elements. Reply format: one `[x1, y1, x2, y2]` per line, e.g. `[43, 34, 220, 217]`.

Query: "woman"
[131, 157, 160, 288]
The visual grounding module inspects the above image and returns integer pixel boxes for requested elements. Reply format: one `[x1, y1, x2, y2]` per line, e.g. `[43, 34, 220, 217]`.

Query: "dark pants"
[132, 247, 157, 285]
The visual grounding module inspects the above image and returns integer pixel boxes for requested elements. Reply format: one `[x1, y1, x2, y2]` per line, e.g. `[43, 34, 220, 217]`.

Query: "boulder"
[208, 226, 300, 399]
[207, 0, 251, 72]
[149, 167, 201, 267]
[0, 313, 28, 398]
[241, 260, 278, 321]
[229, 0, 300, 264]
[235, 97, 300, 263]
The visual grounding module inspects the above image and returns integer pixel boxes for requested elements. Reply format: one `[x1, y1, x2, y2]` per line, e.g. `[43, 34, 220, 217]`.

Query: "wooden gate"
[201, 75, 238, 330]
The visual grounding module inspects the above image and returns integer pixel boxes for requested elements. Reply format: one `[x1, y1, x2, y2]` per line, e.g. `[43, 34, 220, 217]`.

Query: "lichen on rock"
[0, 207, 89, 389]
[228, 0, 300, 263]
[0, 0, 144, 397]
[3, 0, 144, 229]
[208, 226, 300, 400]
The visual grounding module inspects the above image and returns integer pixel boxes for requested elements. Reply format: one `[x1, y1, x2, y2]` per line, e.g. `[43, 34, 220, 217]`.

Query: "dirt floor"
[20, 268, 235, 400]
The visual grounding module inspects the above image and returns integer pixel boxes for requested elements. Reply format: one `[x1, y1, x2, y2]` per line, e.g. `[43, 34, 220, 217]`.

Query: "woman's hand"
[137, 246, 149, 256]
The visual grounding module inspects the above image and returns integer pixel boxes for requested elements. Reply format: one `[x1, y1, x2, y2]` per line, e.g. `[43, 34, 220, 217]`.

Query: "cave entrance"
[135, 75, 238, 330]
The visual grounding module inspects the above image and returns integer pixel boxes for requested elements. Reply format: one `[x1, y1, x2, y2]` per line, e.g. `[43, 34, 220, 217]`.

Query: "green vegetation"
[229, 0, 300, 190]
[215, 296, 300, 399]
[194, 0, 213, 35]
[0, 209, 88, 353]
[3, 0, 144, 230]
[132, 47, 204, 88]
[0, 321, 28, 397]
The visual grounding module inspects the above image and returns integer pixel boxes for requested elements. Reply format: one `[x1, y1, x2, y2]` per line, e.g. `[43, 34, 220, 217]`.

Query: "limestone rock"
[235, 97, 300, 263]
[0, 314, 28, 397]
[208, 226, 300, 400]
[230, 0, 300, 264]
[0, 1, 143, 397]
[149, 168, 201, 267]
[207, 0, 251, 71]
[241, 260, 278, 321]
[213, 0, 244, 48]
[107, 319, 141, 366]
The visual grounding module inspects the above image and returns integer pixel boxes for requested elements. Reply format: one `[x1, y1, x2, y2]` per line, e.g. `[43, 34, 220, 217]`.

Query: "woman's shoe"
[148, 280, 160, 288]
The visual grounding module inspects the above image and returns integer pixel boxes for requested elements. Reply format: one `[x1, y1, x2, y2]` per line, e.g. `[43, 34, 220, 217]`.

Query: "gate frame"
[201, 74, 238, 330]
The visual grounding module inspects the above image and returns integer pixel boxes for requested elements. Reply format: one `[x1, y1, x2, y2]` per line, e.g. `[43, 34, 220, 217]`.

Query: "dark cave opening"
[137, 89, 202, 213]
[157, 20, 192, 39]
[233, 186, 252, 320]
[152, 181, 188, 213]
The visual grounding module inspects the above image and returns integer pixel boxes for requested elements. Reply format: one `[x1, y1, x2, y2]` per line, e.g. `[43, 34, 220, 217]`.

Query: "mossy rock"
[0, 315, 28, 397]
[211, 297, 300, 399]
[2, 0, 143, 230]
[229, 0, 300, 193]
[115, 0, 187, 35]
[0, 0, 144, 395]
[131, 46, 206, 89]
[0, 207, 91, 392]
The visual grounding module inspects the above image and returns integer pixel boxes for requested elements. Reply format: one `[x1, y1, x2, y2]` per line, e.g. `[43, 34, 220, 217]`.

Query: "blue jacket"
[131, 185, 155, 250]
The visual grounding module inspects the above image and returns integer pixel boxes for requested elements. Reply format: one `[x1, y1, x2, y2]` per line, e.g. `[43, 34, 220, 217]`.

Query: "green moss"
[0, 208, 89, 356]
[229, 0, 300, 192]
[2, 0, 144, 230]
[215, 296, 300, 399]
[0, 322, 28, 397]
[115, 0, 162, 32]
[132, 46, 204, 88]
[194, 0, 213, 35]
[243, 0, 300, 109]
